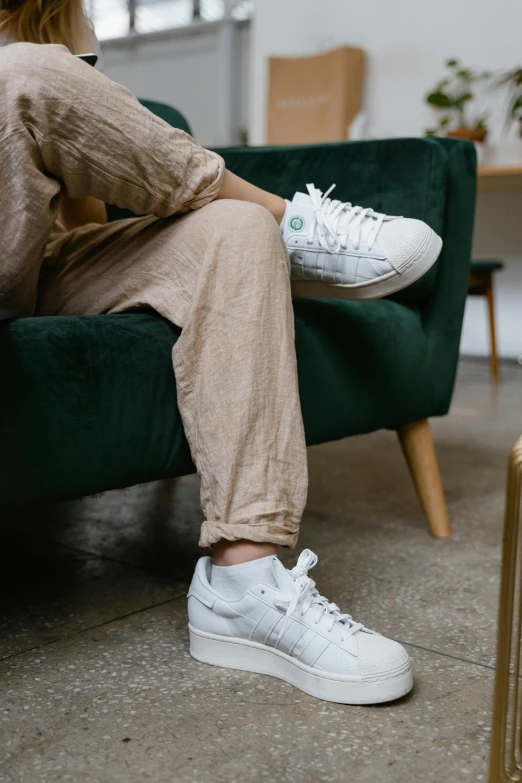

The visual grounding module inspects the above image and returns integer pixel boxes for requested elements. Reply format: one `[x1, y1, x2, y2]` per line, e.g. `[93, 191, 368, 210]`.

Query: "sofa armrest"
[423, 138, 477, 414]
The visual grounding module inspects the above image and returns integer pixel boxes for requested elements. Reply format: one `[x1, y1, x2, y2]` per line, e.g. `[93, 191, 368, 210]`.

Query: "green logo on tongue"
[290, 216, 304, 232]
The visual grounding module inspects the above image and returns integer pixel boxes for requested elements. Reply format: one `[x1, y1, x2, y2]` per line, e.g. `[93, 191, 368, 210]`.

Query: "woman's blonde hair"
[0, 0, 94, 54]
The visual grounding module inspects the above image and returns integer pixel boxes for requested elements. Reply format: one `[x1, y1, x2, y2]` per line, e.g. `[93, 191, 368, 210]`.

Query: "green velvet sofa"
[0, 105, 476, 538]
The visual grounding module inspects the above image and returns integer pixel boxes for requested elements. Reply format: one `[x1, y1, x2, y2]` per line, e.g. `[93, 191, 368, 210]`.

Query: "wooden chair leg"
[486, 275, 500, 384]
[397, 419, 451, 538]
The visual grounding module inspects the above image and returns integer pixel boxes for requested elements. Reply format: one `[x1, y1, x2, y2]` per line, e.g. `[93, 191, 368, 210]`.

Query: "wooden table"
[474, 164, 522, 382]
[478, 165, 522, 192]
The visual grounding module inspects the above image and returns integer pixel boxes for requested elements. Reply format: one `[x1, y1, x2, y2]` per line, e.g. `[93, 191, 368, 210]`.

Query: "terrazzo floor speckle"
[1, 358, 520, 782]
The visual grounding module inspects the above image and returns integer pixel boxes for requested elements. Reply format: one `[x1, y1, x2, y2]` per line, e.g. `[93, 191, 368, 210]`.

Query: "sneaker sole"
[189, 625, 413, 705]
[290, 231, 443, 301]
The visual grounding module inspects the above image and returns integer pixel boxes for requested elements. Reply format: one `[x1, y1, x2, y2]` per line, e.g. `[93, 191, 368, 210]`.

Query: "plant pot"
[447, 127, 488, 143]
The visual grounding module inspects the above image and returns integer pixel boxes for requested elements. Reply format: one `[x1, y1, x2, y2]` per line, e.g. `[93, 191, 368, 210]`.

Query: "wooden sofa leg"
[397, 419, 451, 539]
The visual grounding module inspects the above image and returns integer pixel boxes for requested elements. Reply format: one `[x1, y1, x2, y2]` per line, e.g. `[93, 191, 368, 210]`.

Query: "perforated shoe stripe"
[291, 629, 317, 659]
[248, 606, 273, 643]
[297, 635, 332, 667]
[274, 619, 308, 654]
[264, 614, 284, 646]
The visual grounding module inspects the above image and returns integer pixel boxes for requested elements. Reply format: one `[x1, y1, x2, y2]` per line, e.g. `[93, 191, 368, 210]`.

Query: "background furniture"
[478, 165, 522, 193]
[0, 108, 477, 539]
[489, 434, 522, 783]
[468, 260, 504, 384]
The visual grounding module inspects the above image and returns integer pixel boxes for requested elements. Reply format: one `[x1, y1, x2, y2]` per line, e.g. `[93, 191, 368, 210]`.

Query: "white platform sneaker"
[188, 549, 413, 705]
[282, 184, 442, 300]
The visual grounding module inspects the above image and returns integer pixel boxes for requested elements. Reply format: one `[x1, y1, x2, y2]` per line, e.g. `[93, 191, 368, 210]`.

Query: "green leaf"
[453, 91, 473, 109]
[508, 68, 522, 85]
[425, 129, 437, 136]
[439, 116, 450, 127]
[426, 91, 452, 108]
[446, 58, 459, 68]
[497, 68, 522, 87]
[511, 97, 522, 120]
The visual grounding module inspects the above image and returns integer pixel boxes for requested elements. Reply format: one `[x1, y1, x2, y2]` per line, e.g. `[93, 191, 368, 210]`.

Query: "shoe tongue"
[271, 558, 295, 592]
[292, 192, 312, 207]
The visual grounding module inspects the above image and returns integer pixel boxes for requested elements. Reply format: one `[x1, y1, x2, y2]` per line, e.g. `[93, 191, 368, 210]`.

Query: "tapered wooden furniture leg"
[489, 435, 522, 783]
[486, 275, 500, 384]
[397, 419, 451, 539]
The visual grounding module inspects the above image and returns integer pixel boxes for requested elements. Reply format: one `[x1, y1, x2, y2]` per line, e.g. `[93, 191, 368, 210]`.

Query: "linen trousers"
[0, 43, 308, 547]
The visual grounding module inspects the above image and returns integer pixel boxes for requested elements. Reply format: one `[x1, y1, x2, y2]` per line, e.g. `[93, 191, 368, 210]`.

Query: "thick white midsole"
[290, 231, 443, 301]
[189, 625, 413, 705]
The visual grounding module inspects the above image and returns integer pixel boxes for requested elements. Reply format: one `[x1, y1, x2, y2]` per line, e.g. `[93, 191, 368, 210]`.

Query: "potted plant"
[425, 58, 491, 142]
[498, 67, 522, 138]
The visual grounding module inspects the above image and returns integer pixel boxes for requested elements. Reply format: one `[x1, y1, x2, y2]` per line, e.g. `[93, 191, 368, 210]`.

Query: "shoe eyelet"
[261, 590, 265, 595]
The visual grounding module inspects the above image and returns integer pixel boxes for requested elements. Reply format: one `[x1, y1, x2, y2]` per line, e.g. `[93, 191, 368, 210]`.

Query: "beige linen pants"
[0, 43, 308, 548]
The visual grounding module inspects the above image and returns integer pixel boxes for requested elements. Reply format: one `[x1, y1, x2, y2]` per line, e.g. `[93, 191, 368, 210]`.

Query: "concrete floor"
[1, 358, 521, 783]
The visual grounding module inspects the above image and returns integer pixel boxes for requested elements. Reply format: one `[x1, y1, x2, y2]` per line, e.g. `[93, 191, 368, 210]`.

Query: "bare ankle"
[211, 539, 277, 566]
[269, 195, 287, 225]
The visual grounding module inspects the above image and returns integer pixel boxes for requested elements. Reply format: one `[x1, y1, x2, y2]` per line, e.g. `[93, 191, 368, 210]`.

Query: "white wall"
[101, 20, 250, 148]
[249, 0, 522, 360]
[249, 0, 522, 144]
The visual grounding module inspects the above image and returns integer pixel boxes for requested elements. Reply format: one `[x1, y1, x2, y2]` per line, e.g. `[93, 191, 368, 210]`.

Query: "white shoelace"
[276, 549, 364, 642]
[306, 183, 394, 253]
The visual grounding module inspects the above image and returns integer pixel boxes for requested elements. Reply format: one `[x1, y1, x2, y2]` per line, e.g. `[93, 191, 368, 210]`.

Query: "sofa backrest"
[219, 138, 449, 304]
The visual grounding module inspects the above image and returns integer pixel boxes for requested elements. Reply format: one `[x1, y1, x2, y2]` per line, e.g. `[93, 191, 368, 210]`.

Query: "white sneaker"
[282, 184, 442, 300]
[188, 549, 413, 704]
